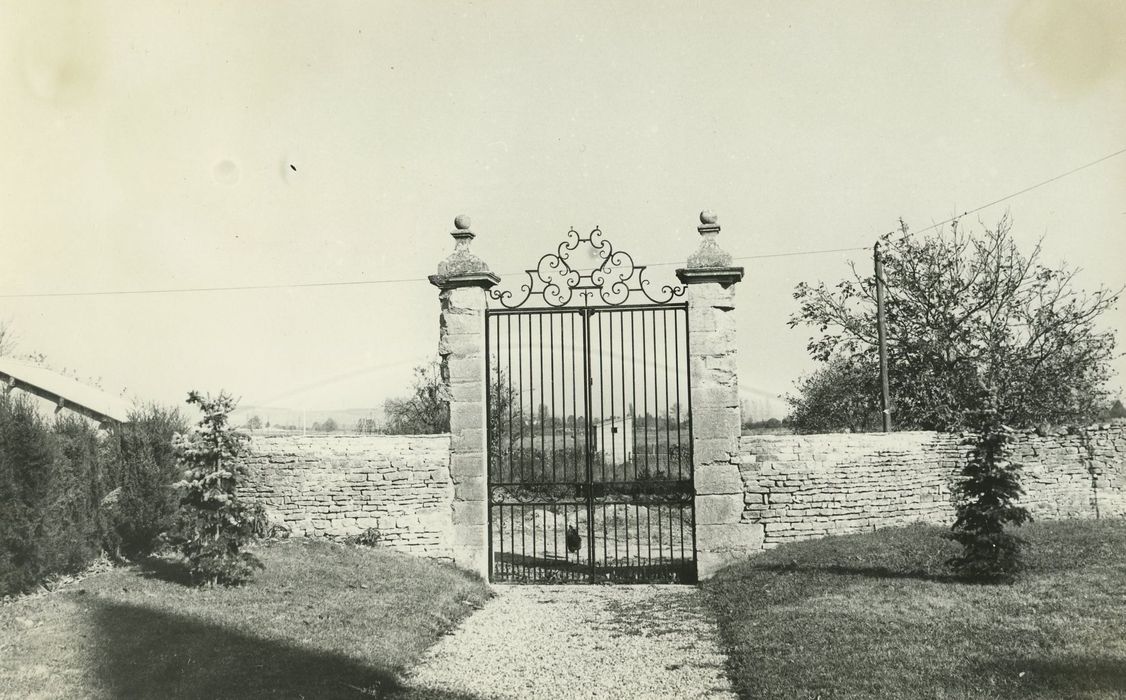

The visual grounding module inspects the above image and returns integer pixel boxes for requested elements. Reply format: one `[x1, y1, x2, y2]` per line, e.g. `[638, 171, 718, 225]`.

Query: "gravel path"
[399, 584, 737, 699]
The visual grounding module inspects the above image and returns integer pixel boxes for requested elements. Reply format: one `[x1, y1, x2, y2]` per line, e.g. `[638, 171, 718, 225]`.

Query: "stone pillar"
[676, 211, 757, 580]
[429, 215, 499, 579]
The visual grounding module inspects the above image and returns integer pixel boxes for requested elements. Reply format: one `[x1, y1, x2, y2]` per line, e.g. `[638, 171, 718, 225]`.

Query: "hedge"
[0, 394, 186, 597]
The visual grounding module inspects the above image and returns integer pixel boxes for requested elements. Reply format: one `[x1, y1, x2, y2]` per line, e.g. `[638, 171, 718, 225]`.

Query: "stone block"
[449, 452, 485, 480]
[451, 545, 489, 580]
[697, 522, 764, 551]
[452, 476, 487, 501]
[417, 509, 452, 532]
[696, 493, 745, 524]
[694, 437, 737, 465]
[443, 331, 485, 356]
[450, 402, 485, 431]
[694, 461, 742, 495]
[687, 282, 736, 308]
[454, 521, 488, 547]
[692, 386, 739, 409]
[449, 380, 485, 402]
[452, 499, 487, 526]
[446, 286, 489, 311]
[451, 428, 485, 452]
[447, 356, 484, 383]
[692, 407, 740, 440]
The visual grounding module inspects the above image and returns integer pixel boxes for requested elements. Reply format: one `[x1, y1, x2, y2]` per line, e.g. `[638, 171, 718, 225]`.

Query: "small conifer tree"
[168, 391, 264, 586]
[949, 399, 1031, 582]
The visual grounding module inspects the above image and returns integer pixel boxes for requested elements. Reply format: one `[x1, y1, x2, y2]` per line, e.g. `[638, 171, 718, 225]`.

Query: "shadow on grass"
[753, 562, 960, 584]
[133, 556, 194, 586]
[90, 599, 480, 699]
[980, 656, 1126, 697]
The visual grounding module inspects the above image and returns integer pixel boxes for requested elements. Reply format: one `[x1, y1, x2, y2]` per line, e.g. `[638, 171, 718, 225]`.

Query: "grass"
[703, 520, 1126, 700]
[0, 539, 491, 699]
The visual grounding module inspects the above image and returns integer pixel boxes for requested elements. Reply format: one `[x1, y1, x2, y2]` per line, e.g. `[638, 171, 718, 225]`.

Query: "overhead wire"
[1, 145, 1122, 300]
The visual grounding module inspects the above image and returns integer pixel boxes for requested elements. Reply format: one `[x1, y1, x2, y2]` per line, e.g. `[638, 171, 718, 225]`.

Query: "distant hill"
[231, 405, 385, 431]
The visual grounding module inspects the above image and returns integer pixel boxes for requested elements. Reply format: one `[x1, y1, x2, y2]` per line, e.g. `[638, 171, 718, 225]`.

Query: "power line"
[0, 276, 424, 299]
[0, 245, 875, 299]
[2, 145, 1122, 300]
[888, 145, 1126, 241]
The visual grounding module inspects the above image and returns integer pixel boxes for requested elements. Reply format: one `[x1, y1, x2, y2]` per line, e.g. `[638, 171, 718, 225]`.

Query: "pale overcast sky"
[1, 1, 1124, 419]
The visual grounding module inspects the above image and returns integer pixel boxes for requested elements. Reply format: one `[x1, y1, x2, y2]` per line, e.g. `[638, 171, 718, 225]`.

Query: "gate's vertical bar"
[609, 311, 616, 482]
[582, 308, 596, 581]
[685, 306, 696, 581]
[560, 313, 567, 483]
[657, 312, 666, 477]
[651, 308, 660, 477]
[596, 313, 607, 574]
[507, 316, 513, 484]
[539, 314, 545, 480]
[644, 315, 653, 481]
[517, 315, 524, 485]
[571, 313, 578, 485]
[486, 312, 494, 580]
[596, 313, 604, 483]
[608, 313, 618, 575]
[676, 307, 685, 567]
[677, 211, 747, 581]
[550, 313, 557, 483]
[674, 310, 683, 480]
[527, 313, 534, 488]
[550, 313, 557, 566]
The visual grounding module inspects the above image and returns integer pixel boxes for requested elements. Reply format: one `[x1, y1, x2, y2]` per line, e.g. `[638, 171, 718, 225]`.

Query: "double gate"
[485, 228, 695, 583]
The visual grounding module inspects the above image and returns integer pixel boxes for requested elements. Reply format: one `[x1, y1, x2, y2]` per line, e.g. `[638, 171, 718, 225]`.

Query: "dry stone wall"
[235, 425, 1125, 570]
[1013, 425, 1126, 519]
[241, 434, 454, 560]
[737, 424, 1126, 550]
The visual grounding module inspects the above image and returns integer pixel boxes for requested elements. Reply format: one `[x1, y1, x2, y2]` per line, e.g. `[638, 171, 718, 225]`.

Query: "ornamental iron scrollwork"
[488, 227, 685, 309]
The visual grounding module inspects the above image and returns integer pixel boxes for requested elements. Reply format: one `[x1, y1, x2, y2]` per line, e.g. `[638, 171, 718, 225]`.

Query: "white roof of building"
[0, 356, 133, 423]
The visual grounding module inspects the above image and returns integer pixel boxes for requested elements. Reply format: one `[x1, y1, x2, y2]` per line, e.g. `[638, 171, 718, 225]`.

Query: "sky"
[1, 0, 1124, 422]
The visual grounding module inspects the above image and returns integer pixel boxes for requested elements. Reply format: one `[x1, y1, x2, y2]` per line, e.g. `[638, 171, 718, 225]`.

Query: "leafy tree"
[384, 361, 450, 434]
[167, 391, 264, 586]
[245, 415, 262, 431]
[487, 368, 520, 468]
[1106, 399, 1126, 420]
[356, 417, 381, 434]
[790, 215, 1119, 432]
[785, 356, 882, 433]
[320, 417, 337, 433]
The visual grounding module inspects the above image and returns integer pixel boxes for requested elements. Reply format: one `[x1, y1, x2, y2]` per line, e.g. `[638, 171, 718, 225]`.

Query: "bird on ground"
[565, 525, 582, 554]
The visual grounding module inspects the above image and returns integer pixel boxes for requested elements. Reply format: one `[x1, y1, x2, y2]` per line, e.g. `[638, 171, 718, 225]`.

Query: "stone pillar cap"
[430, 214, 500, 289]
[677, 210, 744, 286]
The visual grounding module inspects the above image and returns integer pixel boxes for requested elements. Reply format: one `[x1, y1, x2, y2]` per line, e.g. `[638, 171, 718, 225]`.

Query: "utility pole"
[874, 242, 892, 432]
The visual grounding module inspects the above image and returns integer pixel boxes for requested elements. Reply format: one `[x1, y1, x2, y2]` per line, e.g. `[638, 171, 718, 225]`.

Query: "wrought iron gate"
[485, 228, 694, 584]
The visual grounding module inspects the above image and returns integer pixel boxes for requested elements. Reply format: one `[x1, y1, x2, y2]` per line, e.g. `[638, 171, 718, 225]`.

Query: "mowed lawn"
[704, 520, 1126, 700]
[0, 540, 491, 699]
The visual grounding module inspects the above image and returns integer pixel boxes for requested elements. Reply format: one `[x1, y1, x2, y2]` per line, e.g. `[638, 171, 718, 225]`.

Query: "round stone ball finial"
[454, 214, 472, 231]
[700, 210, 718, 225]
